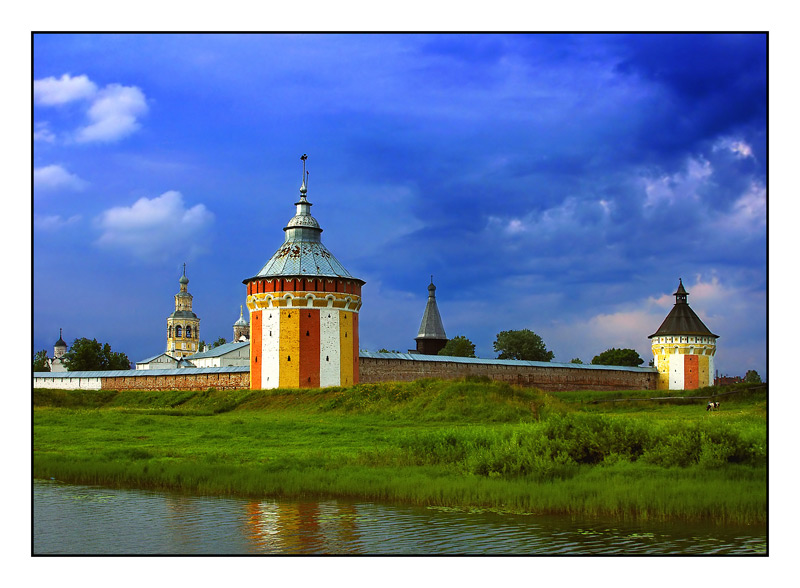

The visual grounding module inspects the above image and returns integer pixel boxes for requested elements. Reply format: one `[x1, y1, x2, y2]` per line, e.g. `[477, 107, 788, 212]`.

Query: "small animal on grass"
[706, 401, 720, 411]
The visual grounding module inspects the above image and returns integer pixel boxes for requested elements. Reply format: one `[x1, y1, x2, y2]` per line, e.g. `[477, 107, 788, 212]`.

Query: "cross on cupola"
[300, 153, 309, 194]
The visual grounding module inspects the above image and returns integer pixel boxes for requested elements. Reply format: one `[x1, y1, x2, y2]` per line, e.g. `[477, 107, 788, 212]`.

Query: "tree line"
[430, 330, 762, 379]
[33, 338, 131, 372]
[33, 334, 235, 372]
[436, 329, 645, 365]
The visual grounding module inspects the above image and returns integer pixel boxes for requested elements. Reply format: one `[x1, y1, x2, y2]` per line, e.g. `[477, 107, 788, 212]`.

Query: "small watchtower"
[413, 277, 448, 355]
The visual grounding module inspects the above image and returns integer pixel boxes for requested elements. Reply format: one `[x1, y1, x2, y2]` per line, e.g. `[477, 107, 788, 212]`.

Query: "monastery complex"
[36, 157, 720, 393]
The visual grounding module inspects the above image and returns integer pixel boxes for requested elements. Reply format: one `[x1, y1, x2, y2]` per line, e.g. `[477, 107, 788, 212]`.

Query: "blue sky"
[33, 33, 767, 378]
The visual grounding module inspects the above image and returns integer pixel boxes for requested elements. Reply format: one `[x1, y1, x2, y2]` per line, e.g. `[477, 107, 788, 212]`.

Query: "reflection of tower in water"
[243, 500, 361, 554]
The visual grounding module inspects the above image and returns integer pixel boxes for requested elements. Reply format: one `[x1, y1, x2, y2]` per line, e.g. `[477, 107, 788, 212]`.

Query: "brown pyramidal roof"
[648, 279, 719, 339]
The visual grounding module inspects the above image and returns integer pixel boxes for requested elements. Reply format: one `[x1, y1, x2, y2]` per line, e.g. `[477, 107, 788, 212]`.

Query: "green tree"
[493, 329, 554, 362]
[744, 369, 762, 383]
[569, 357, 583, 364]
[591, 348, 643, 367]
[377, 348, 400, 353]
[33, 350, 50, 372]
[438, 335, 476, 358]
[62, 338, 131, 371]
[211, 337, 227, 348]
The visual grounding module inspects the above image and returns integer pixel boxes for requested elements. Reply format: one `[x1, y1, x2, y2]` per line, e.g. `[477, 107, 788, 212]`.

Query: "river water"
[33, 480, 766, 555]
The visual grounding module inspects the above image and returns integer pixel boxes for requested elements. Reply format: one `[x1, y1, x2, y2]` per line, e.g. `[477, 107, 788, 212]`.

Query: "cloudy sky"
[33, 33, 767, 377]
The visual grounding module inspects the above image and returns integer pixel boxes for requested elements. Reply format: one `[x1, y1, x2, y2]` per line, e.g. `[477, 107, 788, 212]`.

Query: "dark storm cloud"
[33, 34, 766, 377]
[611, 34, 767, 163]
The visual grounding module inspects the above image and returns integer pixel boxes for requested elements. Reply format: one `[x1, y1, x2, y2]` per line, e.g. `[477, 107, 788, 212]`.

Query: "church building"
[243, 155, 364, 389]
[233, 305, 250, 342]
[48, 329, 68, 372]
[649, 279, 718, 390]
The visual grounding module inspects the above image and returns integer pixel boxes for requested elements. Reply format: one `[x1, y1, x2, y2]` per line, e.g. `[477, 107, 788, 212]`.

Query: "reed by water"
[33, 379, 767, 523]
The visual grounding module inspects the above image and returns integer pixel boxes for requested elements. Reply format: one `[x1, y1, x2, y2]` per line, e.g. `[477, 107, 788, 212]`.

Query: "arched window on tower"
[169, 326, 173, 338]
[176, 325, 183, 338]
[186, 326, 192, 339]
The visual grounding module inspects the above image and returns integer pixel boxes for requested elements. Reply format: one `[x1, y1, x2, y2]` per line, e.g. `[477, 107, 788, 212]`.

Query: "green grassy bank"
[33, 379, 767, 523]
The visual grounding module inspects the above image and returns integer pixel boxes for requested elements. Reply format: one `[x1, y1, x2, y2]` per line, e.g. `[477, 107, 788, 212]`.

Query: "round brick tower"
[649, 279, 718, 390]
[243, 155, 364, 389]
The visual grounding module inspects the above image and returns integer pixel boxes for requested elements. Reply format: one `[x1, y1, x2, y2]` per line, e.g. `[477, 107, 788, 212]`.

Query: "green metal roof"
[358, 351, 657, 373]
[186, 341, 249, 360]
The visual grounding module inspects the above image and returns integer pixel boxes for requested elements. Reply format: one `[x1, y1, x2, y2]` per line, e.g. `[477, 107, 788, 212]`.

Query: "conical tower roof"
[415, 279, 447, 341]
[649, 279, 718, 339]
[243, 156, 362, 282]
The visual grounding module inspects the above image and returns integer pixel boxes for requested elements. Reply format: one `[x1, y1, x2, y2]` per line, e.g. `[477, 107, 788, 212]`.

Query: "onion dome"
[171, 265, 197, 319]
[649, 279, 719, 339]
[54, 328, 67, 349]
[416, 278, 447, 341]
[243, 156, 360, 281]
[234, 305, 247, 326]
[179, 263, 190, 286]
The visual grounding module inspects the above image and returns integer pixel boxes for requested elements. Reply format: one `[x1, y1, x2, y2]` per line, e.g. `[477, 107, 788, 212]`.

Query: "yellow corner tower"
[649, 279, 718, 390]
[166, 264, 200, 359]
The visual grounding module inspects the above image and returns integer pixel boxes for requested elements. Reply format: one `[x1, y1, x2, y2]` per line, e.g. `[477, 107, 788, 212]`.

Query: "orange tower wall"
[250, 310, 262, 389]
[684, 355, 699, 389]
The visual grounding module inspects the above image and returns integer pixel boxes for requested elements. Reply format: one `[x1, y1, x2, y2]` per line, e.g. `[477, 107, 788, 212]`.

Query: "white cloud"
[714, 137, 755, 159]
[33, 73, 97, 105]
[642, 156, 712, 209]
[75, 84, 148, 143]
[95, 191, 214, 261]
[34, 73, 148, 143]
[34, 214, 81, 231]
[33, 164, 87, 191]
[487, 196, 611, 238]
[33, 122, 56, 143]
[713, 181, 766, 233]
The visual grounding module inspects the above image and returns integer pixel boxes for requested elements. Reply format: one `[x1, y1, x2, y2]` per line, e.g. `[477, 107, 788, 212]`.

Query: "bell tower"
[166, 264, 201, 359]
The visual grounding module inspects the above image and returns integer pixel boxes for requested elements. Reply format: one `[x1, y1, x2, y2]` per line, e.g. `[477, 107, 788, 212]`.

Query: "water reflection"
[33, 480, 766, 555]
[245, 502, 363, 553]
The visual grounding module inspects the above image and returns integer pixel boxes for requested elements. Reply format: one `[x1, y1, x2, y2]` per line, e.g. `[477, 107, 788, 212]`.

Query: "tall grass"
[33, 379, 767, 523]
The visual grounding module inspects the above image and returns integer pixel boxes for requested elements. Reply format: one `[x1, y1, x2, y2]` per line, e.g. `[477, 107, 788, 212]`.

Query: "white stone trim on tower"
[261, 310, 281, 389]
[320, 310, 341, 387]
